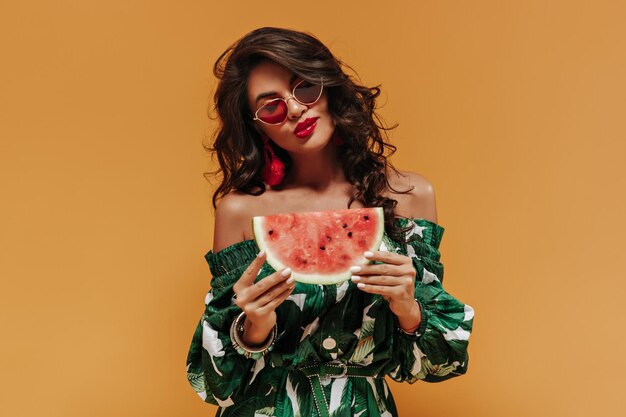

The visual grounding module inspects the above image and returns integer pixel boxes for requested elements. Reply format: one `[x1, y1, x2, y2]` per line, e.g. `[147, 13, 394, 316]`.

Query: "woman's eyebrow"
[255, 74, 299, 104]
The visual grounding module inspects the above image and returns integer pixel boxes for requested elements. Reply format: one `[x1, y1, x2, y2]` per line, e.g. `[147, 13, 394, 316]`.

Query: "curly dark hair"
[203, 26, 417, 244]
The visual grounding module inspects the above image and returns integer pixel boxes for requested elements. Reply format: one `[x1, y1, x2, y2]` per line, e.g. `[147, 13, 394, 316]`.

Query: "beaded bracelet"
[229, 311, 277, 360]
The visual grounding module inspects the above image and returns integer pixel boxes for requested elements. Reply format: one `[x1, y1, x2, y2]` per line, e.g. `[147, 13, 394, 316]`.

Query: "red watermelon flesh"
[252, 207, 384, 285]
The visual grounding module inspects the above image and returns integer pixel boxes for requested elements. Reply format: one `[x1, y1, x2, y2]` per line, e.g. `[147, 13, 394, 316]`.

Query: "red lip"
[294, 117, 319, 134]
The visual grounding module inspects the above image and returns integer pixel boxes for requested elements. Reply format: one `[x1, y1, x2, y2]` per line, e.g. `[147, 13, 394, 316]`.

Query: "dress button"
[322, 336, 337, 350]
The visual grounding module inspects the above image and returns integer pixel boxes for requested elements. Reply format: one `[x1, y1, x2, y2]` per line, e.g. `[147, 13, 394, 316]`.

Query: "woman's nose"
[286, 97, 307, 120]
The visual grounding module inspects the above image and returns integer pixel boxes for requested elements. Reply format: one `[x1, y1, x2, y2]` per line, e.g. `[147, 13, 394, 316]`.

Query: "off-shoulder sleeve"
[185, 240, 262, 406]
[388, 220, 475, 383]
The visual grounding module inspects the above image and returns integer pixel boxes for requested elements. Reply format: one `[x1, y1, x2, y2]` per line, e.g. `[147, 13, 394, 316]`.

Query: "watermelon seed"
[347, 232, 352, 238]
[342, 223, 348, 228]
[364, 215, 369, 220]
[268, 230, 273, 235]
[320, 246, 326, 250]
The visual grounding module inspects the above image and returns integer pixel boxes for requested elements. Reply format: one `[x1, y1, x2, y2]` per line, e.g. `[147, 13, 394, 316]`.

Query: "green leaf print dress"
[186, 217, 474, 417]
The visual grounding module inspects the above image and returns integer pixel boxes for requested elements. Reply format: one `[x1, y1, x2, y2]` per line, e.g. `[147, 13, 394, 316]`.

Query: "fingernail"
[364, 251, 374, 258]
[357, 283, 366, 289]
[281, 268, 292, 277]
[286, 276, 295, 284]
[350, 266, 361, 273]
[257, 250, 265, 257]
[351, 275, 361, 282]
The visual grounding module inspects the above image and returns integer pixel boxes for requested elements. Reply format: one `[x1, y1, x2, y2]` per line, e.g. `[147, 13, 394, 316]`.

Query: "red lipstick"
[294, 117, 319, 138]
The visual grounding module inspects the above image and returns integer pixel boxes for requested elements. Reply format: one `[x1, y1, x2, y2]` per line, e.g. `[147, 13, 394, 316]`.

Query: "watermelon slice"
[252, 207, 385, 285]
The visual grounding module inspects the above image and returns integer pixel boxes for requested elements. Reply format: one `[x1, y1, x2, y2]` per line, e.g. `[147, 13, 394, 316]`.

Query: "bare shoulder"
[386, 169, 439, 223]
[212, 191, 256, 253]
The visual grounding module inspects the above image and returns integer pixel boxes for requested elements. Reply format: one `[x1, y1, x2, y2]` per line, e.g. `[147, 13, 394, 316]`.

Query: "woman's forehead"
[248, 61, 296, 89]
[247, 61, 299, 107]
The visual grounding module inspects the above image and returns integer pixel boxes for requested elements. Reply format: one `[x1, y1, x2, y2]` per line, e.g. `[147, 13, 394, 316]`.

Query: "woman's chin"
[284, 129, 330, 151]
[299, 137, 335, 153]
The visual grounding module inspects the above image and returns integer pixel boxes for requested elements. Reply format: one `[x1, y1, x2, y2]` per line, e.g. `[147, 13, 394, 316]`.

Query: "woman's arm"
[387, 170, 439, 223]
[357, 174, 474, 382]
[186, 193, 295, 405]
[212, 191, 250, 253]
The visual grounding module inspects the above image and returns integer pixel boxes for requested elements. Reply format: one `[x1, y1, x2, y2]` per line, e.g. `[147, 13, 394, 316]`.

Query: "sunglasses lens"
[257, 99, 288, 124]
[294, 81, 323, 104]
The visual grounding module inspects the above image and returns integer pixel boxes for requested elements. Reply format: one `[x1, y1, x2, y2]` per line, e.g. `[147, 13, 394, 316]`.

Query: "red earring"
[261, 134, 286, 186]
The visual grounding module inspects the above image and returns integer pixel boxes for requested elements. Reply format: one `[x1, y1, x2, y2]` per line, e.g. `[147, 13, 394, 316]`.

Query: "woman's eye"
[262, 100, 281, 111]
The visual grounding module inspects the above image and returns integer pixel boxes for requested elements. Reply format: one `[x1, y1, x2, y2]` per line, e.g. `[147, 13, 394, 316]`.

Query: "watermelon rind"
[252, 217, 287, 271]
[252, 207, 385, 285]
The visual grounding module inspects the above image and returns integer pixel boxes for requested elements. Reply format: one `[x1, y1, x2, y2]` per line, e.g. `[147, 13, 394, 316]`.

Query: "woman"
[186, 27, 474, 417]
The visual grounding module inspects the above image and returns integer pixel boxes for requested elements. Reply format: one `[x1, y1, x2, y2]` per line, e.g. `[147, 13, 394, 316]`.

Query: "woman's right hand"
[232, 250, 295, 346]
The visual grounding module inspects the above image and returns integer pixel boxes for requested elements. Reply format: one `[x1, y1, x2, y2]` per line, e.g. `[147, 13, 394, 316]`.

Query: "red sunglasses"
[252, 79, 324, 125]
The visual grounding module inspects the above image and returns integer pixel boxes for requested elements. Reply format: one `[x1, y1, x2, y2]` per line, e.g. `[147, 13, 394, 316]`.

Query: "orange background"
[1, 1, 625, 416]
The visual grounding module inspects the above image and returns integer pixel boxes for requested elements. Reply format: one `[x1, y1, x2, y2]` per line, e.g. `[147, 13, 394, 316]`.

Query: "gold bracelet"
[399, 299, 428, 337]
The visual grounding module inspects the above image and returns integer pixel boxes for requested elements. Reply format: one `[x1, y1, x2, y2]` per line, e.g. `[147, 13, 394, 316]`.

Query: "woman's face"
[246, 60, 336, 154]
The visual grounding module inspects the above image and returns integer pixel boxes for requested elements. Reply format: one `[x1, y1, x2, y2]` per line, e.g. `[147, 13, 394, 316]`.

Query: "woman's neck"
[278, 143, 346, 191]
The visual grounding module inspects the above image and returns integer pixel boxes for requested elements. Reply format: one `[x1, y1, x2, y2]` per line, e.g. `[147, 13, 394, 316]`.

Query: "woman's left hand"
[350, 251, 418, 319]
